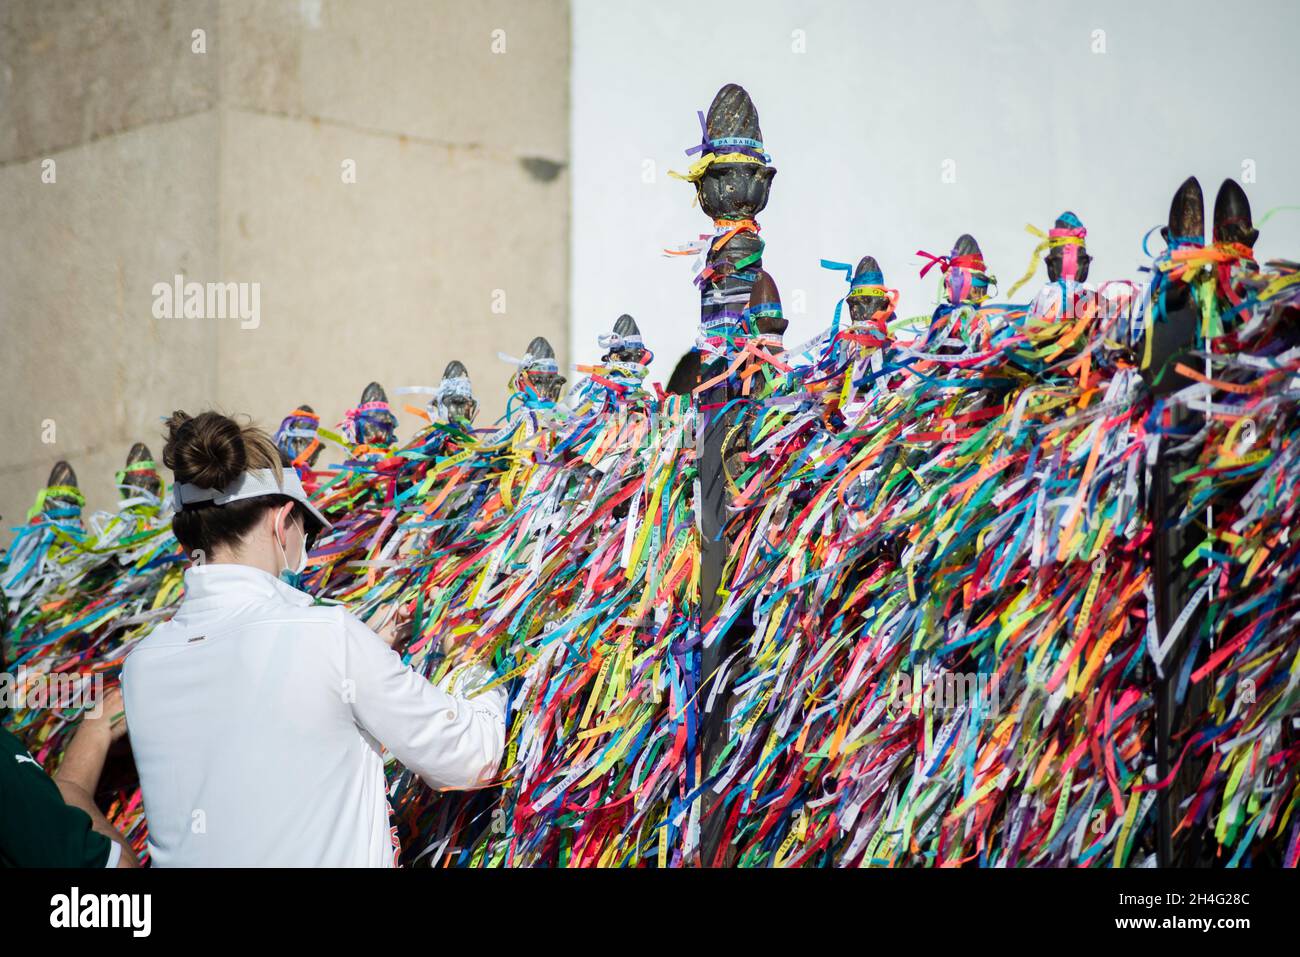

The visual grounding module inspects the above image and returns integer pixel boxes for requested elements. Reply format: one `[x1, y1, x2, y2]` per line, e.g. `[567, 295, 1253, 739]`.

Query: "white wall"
[571, 0, 1300, 386]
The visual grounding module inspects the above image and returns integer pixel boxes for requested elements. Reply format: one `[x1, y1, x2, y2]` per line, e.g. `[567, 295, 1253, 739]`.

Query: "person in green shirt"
[2, 687, 140, 868]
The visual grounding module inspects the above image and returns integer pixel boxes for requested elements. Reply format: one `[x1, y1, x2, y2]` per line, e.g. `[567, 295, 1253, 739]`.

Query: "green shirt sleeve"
[0, 727, 113, 868]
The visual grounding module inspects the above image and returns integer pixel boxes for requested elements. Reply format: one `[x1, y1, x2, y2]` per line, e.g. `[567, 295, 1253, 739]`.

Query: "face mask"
[275, 514, 309, 590]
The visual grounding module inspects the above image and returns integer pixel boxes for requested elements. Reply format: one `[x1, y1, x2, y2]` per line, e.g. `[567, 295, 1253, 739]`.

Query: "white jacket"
[121, 563, 506, 867]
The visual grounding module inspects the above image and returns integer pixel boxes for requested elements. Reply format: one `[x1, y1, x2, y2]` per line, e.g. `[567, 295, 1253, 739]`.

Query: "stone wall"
[0, 0, 569, 537]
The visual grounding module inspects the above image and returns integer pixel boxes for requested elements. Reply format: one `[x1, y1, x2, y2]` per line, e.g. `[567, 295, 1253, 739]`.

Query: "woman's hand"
[376, 602, 414, 650]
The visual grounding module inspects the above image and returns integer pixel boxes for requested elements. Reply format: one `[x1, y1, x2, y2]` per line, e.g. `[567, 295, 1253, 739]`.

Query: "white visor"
[172, 468, 332, 532]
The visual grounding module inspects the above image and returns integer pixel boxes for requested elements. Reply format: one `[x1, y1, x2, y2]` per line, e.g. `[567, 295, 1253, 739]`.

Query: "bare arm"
[54, 688, 141, 868]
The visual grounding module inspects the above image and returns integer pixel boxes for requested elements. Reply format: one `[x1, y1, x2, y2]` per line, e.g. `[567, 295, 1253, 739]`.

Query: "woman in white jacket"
[122, 410, 506, 867]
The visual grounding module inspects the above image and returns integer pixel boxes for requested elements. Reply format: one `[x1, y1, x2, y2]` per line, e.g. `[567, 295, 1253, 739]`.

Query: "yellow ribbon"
[1006, 223, 1086, 300]
[669, 151, 766, 184]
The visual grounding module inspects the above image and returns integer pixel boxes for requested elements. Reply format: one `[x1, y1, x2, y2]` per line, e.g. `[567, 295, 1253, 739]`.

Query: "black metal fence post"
[684, 83, 777, 866]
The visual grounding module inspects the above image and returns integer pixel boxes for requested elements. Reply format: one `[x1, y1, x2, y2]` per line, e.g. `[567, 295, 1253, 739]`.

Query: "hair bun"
[163, 410, 247, 490]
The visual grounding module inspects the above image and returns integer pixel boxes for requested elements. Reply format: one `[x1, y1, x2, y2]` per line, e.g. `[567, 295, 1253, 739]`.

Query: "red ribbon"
[916, 250, 987, 278]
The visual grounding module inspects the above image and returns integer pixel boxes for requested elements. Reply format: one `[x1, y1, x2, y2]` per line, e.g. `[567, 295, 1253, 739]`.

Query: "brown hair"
[163, 410, 309, 556]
